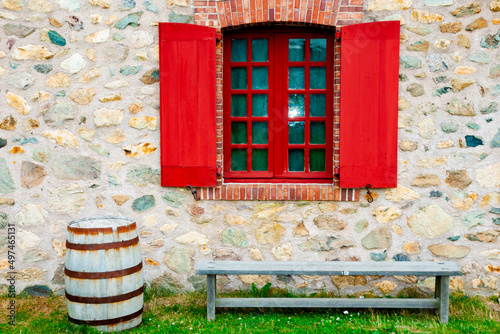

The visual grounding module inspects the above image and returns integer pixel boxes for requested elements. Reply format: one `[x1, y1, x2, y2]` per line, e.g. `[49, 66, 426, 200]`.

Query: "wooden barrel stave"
[65, 216, 143, 332]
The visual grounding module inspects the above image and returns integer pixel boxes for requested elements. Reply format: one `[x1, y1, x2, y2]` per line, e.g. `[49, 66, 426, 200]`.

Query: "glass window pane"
[231, 68, 247, 89]
[310, 122, 326, 144]
[252, 39, 268, 62]
[252, 122, 268, 144]
[310, 149, 326, 171]
[289, 149, 305, 172]
[252, 149, 268, 171]
[252, 67, 268, 90]
[231, 39, 247, 62]
[231, 149, 247, 171]
[310, 94, 326, 117]
[289, 67, 305, 89]
[310, 39, 327, 62]
[252, 94, 268, 117]
[289, 39, 305, 61]
[310, 67, 326, 89]
[288, 94, 305, 118]
[231, 95, 247, 117]
[289, 121, 305, 144]
[231, 122, 247, 144]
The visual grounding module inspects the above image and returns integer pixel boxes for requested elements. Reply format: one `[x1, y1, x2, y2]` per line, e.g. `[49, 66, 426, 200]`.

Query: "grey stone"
[491, 208, 500, 215]
[445, 170, 472, 189]
[433, 87, 452, 97]
[144, 0, 159, 12]
[468, 52, 490, 64]
[151, 272, 183, 292]
[21, 161, 46, 188]
[370, 250, 387, 261]
[399, 74, 408, 81]
[48, 30, 66, 46]
[4, 24, 35, 38]
[424, 0, 452, 5]
[313, 215, 347, 231]
[221, 228, 248, 248]
[89, 144, 110, 157]
[448, 236, 460, 241]
[406, 26, 433, 35]
[481, 102, 498, 114]
[407, 205, 454, 237]
[433, 76, 448, 83]
[23, 249, 50, 263]
[447, 98, 476, 116]
[51, 263, 65, 285]
[467, 123, 480, 131]
[120, 65, 142, 75]
[0, 212, 8, 229]
[168, 12, 192, 23]
[164, 246, 193, 273]
[188, 275, 207, 292]
[34, 64, 53, 74]
[6, 72, 35, 90]
[113, 33, 126, 41]
[407, 83, 425, 96]
[462, 211, 485, 228]
[480, 30, 500, 49]
[214, 248, 242, 261]
[430, 190, 443, 198]
[493, 85, 500, 96]
[452, 2, 481, 17]
[114, 11, 143, 30]
[162, 191, 185, 208]
[42, 102, 75, 125]
[400, 56, 422, 68]
[361, 226, 392, 250]
[52, 155, 101, 180]
[0, 138, 6, 149]
[21, 285, 52, 297]
[126, 164, 160, 185]
[490, 65, 500, 79]
[121, 0, 136, 10]
[392, 253, 410, 261]
[103, 44, 129, 63]
[465, 135, 483, 147]
[132, 195, 155, 212]
[140, 69, 159, 84]
[66, 16, 83, 30]
[355, 219, 369, 233]
[299, 236, 355, 251]
[465, 230, 500, 243]
[426, 54, 448, 72]
[0, 158, 15, 194]
[441, 122, 458, 133]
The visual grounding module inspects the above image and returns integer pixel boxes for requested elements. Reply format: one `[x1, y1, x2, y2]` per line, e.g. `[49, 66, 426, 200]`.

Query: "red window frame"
[223, 28, 334, 183]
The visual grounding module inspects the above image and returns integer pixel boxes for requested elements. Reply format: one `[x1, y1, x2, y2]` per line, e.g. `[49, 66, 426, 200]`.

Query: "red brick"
[221, 185, 227, 199]
[258, 186, 265, 200]
[321, 186, 327, 200]
[284, 185, 289, 200]
[271, 186, 277, 200]
[308, 185, 314, 200]
[227, 185, 233, 200]
[277, 185, 283, 200]
[296, 185, 302, 200]
[328, 186, 334, 201]
[301, 185, 307, 200]
[265, 184, 270, 200]
[290, 185, 296, 200]
[315, 185, 320, 200]
[252, 186, 258, 200]
[350, 12, 363, 20]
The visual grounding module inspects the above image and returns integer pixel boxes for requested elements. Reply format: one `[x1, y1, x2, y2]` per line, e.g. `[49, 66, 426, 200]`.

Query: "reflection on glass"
[252, 94, 268, 117]
[288, 94, 305, 117]
[310, 122, 326, 144]
[289, 67, 305, 89]
[231, 122, 247, 144]
[289, 149, 305, 172]
[231, 68, 247, 89]
[310, 149, 325, 171]
[231, 149, 247, 171]
[252, 122, 268, 144]
[252, 67, 268, 90]
[231, 95, 247, 117]
[289, 122, 305, 144]
[310, 94, 326, 117]
[310, 39, 327, 62]
[310, 67, 326, 89]
[252, 39, 268, 62]
[289, 39, 305, 61]
[231, 39, 247, 62]
[252, 149, 268, 171]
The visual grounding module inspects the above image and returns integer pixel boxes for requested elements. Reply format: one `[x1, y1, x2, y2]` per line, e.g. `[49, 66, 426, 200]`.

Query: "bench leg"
[207, 274, 216, 321]
[437, 276, 450, 324]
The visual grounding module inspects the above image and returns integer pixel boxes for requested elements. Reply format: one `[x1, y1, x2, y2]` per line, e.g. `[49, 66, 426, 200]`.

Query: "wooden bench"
[195, 261, 462, 324]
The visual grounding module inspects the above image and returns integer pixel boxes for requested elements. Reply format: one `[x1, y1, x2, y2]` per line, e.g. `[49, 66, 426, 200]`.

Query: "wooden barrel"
[65, 216, 143, 332]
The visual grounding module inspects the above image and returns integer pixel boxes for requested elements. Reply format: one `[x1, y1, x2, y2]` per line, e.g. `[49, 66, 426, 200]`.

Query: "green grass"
[0, 287, 499, 334]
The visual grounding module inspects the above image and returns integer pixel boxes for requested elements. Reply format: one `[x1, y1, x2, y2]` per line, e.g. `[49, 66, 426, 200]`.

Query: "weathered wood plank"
[207, 275, 216, 321]
[196, 261, 462, 276]
[439, 276, 450, 324]
[216, 298, 439, 309]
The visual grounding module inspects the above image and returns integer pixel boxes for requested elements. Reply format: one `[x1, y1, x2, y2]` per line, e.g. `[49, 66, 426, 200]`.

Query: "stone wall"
[0, 0, 499, 297]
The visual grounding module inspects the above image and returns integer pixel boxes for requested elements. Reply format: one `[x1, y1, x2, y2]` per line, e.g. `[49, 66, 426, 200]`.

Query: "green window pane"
[252, 67, 268, 90]
[310, 67, 326, 89]
[231, 149, 247, 171]
[252, 122, 268, 144]
[310, 94, 326, 117]
[231, 68, 247, 89]
[231, 122, 247, 144]
[289, 67, 305, 89]
[289, 149, 305, 172]
[252, 94, 268, 117]
[252, 39, 268, 62]
[310, 122, 326, 144]
[231, 95, 247, 117]
[252, 149, 268, 171]
[310, 149, 326, 171]
[289, 121, 305, 144]
[288, 94, 305, 117]
[231, 39, 247, 62]
[289, 39, 305, 61]
[310, 39, 327, 62]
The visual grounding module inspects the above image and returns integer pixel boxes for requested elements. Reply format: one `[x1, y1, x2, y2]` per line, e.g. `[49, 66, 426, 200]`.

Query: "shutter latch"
[365, 184, 373, 203]
[187, 185, 200, 201]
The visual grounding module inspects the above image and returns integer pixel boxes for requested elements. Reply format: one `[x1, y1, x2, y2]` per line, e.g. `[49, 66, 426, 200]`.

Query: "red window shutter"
[159, 23, 217, 187]
[339, 21, 400, 188]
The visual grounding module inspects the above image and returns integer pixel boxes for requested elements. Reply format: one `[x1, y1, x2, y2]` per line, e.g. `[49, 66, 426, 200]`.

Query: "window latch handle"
[365, 184, 373, 203]
[187, 185, 200, 201]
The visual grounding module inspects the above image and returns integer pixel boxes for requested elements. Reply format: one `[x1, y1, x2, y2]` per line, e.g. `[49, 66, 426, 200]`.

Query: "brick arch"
[194, 0, 363, 29]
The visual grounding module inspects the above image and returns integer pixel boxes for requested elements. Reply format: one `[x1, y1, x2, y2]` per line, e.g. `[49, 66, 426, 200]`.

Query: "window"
[223, 29, 334, 183]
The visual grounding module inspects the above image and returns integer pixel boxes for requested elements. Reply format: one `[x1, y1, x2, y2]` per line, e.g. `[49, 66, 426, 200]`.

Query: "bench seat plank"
[196, 261, 462, 276]
[216, 297, 439, 309]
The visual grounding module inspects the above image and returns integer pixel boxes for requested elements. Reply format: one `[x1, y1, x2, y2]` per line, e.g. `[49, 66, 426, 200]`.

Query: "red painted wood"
[339, 21, 400, 188]
[159, 23, 217, 187]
